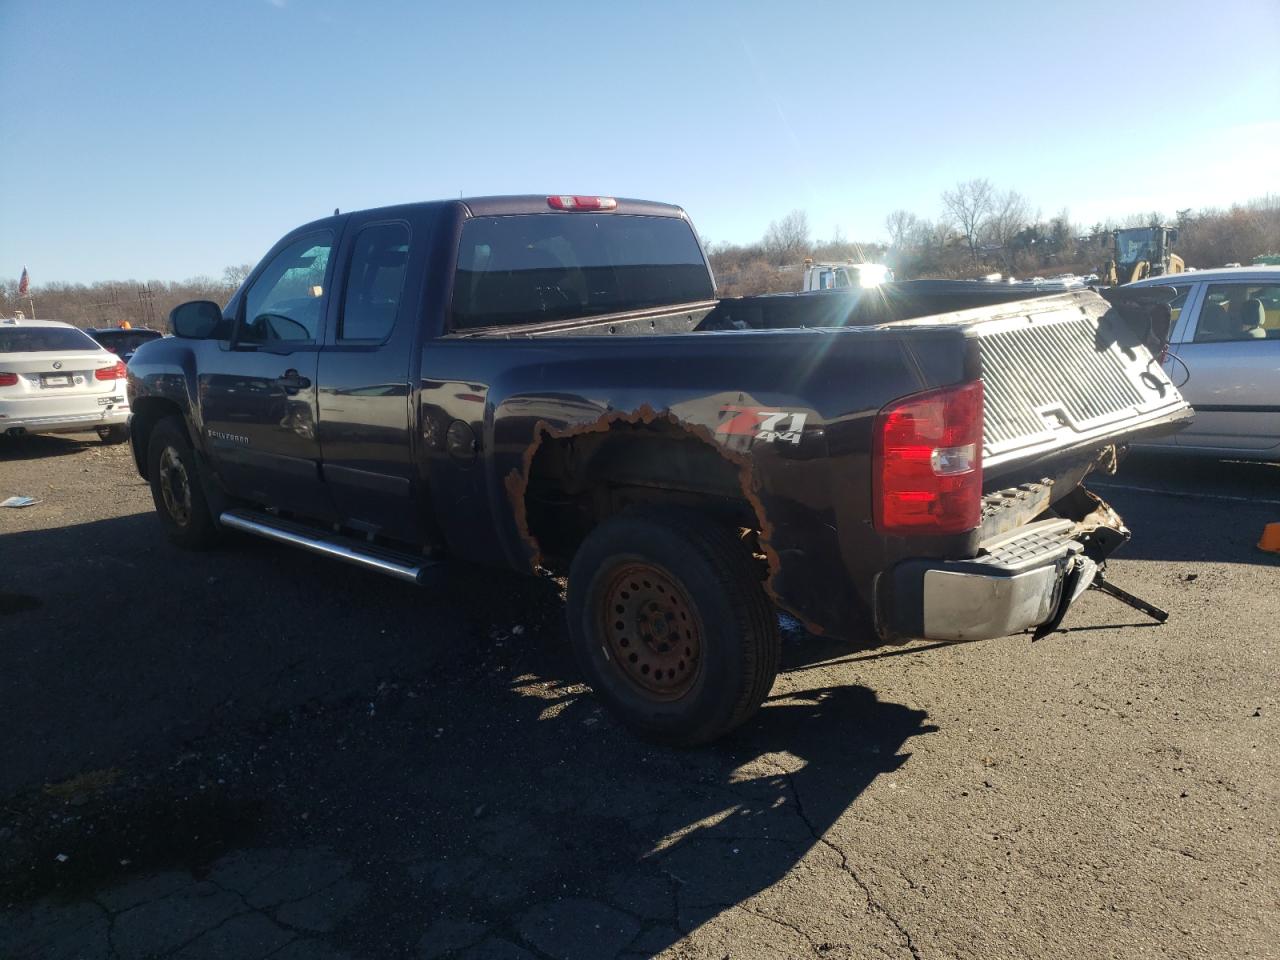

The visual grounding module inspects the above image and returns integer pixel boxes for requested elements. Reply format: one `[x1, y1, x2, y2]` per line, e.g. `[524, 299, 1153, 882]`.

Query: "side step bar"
[219, 509, 438, 585]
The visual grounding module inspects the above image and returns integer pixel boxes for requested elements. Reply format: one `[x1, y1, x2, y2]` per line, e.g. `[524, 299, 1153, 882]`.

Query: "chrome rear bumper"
[0, 407, 130, 434]
[877, 518, 1100, 642]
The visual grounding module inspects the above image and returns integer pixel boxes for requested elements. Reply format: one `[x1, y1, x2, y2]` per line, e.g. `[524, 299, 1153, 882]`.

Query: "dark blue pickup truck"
[127, 195, 1191, 743]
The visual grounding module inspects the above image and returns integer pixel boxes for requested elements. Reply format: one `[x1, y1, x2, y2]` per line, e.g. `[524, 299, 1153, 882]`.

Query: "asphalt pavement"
[0, 436, 1276, 959]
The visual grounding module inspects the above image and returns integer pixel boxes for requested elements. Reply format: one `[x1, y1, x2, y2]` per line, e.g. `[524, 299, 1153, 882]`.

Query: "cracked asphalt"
[1, 435, 1277, 959]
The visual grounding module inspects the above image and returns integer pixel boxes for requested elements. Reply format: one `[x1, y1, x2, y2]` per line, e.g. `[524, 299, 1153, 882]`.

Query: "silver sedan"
[1128, 266, 1280, 461]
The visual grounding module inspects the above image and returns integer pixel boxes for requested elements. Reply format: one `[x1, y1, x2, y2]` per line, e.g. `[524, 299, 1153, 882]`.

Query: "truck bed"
[455, 281, 1187, 482]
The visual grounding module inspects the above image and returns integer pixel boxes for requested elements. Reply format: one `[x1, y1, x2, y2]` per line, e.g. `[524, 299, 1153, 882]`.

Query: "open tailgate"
[960, 289, 1190, 471]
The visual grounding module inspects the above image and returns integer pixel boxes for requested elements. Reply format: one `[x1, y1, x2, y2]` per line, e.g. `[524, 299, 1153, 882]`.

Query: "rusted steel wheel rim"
[159, 445, 192, 527]
[600, 561, 702, 701]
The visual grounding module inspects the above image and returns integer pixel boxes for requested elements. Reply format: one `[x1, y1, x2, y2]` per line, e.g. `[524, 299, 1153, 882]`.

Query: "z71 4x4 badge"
[715, 405, 808, 446]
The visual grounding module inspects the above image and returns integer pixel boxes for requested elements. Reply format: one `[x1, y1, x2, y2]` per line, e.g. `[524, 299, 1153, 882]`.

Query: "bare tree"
[222, 263, 253, 289]
[763, 210, 811, 265]
[920, 219, 955, 252]
[941, 178, 994, 262]
[1048, 208, 1075, 260]
[884, 209, 920, 250]
[986, 190, 1032, 268]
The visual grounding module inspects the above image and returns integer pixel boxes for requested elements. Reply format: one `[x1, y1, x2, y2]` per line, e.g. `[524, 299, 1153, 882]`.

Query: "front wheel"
[566, 510, 780, 746]
[146, 416, 218, 549]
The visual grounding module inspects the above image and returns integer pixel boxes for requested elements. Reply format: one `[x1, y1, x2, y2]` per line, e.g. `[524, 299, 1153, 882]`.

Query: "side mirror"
[170, 300, 223, 339]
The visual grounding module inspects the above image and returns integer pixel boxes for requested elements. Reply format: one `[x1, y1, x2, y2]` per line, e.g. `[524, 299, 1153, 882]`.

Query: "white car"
[0, 318, 132, 443]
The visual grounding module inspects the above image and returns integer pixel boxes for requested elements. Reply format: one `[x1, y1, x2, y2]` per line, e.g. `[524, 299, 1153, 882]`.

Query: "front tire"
[146, 416, 218, 549]
[566, 510, 780, 746]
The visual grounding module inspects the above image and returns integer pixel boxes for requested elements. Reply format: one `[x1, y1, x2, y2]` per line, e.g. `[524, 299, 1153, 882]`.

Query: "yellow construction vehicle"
[1101, 226, 1185, 285]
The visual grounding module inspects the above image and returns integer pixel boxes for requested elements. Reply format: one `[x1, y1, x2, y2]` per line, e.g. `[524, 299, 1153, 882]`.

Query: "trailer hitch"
[1033, 558, 1168, 641]
[1090, 567, 1169, 623]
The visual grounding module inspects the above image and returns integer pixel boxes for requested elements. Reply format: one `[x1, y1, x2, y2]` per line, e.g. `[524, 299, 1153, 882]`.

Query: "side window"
[241, 232, 333, 344]
[339, 223, 411, 342]
[1168, 285, 1193, 328]
[1193, 283, 1280, 343]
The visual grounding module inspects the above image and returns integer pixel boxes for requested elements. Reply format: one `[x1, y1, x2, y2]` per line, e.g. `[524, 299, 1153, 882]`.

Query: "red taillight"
[873, 380, 984, 535]
[547, 195, 618, 211]
[0, 372, 17, 387]
[95, 361, 127, 381]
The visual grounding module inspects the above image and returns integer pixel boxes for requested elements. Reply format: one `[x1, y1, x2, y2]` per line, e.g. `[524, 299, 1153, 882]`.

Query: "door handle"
[277, 369, 311, 393]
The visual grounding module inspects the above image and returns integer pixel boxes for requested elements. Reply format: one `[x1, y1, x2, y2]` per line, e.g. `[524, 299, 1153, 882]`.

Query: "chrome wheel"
[158, 446, 192, 527]
[599, 561, 702, 701]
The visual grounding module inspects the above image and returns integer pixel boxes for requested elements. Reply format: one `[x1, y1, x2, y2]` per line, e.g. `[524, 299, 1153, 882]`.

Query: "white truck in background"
[801, 258, 893, 291]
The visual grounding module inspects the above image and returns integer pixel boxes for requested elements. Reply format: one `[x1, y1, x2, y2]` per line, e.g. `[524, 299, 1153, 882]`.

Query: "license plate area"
[40, 374, 72, 388]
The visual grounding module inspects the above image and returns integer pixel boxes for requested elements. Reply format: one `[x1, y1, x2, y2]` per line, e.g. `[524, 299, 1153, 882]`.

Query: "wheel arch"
[507, 409, 774, 578]
[129, 396, 188, 481]
[504, 406, 872, 642]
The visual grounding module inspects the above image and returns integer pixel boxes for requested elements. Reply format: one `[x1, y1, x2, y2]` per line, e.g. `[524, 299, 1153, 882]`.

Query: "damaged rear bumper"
[875, 512, 1112, 643]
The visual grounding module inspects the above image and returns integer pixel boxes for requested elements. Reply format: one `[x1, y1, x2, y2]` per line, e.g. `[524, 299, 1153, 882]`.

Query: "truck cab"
[801, 259, 893, 291]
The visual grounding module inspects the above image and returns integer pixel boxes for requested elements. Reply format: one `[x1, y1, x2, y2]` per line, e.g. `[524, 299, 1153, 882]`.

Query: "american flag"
[18, 267, 29, 296]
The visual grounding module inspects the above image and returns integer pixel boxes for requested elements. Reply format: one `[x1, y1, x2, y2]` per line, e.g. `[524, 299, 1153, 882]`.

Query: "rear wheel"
[97, 425, 129, 444]
[567, 510, 780, 746]
[147, 416, 217, 549]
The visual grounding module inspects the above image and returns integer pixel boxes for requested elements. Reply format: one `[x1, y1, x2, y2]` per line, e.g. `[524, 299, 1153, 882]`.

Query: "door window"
[1167, 284, 1193, 328]
[241, 232, 333, 344]
[1193, 282, 1280, 343]
[339, 223, 411, 342]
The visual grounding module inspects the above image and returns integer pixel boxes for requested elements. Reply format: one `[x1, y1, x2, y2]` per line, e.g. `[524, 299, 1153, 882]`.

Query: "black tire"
[146, 416, 218, 549]
[97, 425, 129, 444]
[566, 510, 780, 746]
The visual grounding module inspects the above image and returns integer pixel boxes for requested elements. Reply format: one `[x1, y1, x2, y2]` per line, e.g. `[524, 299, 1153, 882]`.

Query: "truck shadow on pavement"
[0, 512, 935, 959]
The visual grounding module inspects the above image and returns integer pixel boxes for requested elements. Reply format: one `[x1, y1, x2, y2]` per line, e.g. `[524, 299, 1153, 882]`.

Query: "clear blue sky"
[2, 0, 1277, 284]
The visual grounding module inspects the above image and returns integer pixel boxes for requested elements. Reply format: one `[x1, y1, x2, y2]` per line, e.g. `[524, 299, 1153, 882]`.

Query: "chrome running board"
[219, 508, 437, 585]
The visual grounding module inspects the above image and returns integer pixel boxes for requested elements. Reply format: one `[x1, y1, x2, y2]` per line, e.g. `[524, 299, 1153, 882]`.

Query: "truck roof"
[302, 195, 688, 226]
[460, 195, 687, 218]
[285, 195, 691, 240]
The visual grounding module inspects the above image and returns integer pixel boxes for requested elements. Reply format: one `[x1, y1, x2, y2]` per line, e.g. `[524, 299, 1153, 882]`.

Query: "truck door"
[1175, 280, 1280, 453]
[316, 214, 427, 543]
[200, 229, 337, 520]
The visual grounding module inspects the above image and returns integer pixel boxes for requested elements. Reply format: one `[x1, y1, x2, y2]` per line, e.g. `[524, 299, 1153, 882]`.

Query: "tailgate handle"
[276, 369, 311, 393]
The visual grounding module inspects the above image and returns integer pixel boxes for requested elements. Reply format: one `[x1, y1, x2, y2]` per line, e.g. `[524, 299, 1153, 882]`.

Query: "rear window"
[90, 330, 163, 353]
[0, 326, 102, 352]
[451, 214, 712, 331]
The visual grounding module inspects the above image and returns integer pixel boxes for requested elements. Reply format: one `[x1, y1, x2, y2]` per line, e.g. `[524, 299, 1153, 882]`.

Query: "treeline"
[0, 265, 251, 330]
[709, 210, 890, 297]
[711, 187, 1280, 297]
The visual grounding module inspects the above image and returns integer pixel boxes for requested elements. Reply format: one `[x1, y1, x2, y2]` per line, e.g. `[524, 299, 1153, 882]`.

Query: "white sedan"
[0, 318, 131, 443]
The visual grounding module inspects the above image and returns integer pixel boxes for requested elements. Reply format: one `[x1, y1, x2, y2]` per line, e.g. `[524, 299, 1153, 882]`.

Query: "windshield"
[1115, 229, 1159, 265]
[452, 214, 712, 330]
[0, 326, 102, 352]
